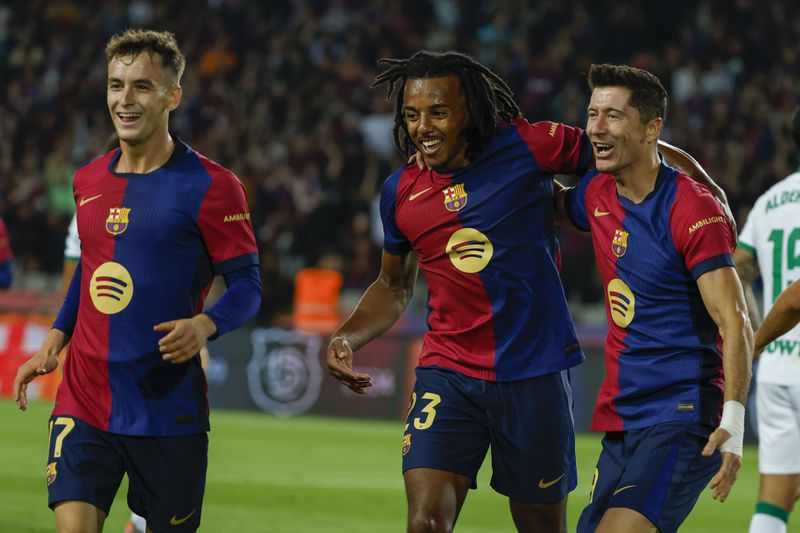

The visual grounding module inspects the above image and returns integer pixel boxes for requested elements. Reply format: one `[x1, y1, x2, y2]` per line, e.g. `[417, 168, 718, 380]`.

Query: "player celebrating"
[13, 29, 260, 533]
[556, 64, 752, 533]
[736, 107, 800, 533]
[326, 51, 725, 532]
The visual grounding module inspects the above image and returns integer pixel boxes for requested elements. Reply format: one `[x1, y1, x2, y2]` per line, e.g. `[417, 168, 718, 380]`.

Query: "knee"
[407, 510, 455, 533]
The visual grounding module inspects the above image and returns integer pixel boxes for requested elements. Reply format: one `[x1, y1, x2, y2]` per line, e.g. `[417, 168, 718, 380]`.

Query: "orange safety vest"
[293, 268, 343, 334]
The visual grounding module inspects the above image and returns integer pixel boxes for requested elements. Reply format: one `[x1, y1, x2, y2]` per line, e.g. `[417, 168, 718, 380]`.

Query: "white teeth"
[421, 139, 441, 148]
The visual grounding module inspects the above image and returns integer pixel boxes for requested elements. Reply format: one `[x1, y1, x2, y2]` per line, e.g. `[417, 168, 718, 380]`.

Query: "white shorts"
[757, 382, 800, 474]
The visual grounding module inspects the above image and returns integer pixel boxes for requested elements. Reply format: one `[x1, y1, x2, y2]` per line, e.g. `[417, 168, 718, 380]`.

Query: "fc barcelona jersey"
[381, 118, 592, 381]
[53, 139, 259, 436]
[565, 163, 735, 431]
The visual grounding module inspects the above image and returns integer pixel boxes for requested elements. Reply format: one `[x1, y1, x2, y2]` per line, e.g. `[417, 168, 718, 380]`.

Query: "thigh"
[46, 415, 125, 514]
[612, 423, 720, 533]
[488, 370, 577, 504]
[758, 383, 800, 474]
[402, 367, 490, 484]
[122, 432, 208, 533]
[509, 498, 568, 533]
[53, 500, 107, 533]
[404, 467, 473, 531]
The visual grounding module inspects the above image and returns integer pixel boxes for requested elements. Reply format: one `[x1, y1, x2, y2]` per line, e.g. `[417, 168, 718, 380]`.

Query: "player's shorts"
[756, 381, 800, 474]
[46, 415, 207, 533]
[401, 365, 576, 504]
[576, 421, 720, 533]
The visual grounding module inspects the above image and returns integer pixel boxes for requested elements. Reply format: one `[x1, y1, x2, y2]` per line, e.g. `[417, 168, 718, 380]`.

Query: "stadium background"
[0, 0, 797, 531]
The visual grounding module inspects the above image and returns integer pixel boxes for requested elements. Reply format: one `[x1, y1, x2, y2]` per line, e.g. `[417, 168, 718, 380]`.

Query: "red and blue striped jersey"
[380, 118, 592, 381]
[53, 139, 258, 436]
[566, 163, 735, 431]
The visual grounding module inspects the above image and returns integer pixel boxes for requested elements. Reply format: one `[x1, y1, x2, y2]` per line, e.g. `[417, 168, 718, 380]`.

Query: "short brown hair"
[105, 29, 185, 85]
[587, 63, 667, 124]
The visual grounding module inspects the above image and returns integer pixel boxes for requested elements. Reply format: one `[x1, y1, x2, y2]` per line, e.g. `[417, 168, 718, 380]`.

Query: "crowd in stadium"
[1, 0, 799, 319]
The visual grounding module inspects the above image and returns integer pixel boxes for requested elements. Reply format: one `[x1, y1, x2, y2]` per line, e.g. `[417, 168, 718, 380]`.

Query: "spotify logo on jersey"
[446, 228, 494, 273]
[90, 262, 134, 314]
[607, 278, 635, 328]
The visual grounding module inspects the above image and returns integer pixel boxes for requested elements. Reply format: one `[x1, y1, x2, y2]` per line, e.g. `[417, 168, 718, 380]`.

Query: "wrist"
[194, 314, 218, 340]
[719, 400, 745, 456]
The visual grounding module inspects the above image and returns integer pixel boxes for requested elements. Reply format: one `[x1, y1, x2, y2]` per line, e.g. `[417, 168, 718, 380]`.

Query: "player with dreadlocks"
[327, 50, 728, 532]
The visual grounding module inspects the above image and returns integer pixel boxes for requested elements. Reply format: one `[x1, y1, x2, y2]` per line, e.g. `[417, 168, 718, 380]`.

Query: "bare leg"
[404, 468, 473, 533]
[758, 473, 800, 511]
[54, 500, 107, 533]
[595, 507, 658, 533]
[509, 497, 568, 533]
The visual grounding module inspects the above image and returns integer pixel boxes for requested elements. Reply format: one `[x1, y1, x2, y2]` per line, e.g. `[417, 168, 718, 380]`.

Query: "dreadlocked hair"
[373, 50, 521, 162]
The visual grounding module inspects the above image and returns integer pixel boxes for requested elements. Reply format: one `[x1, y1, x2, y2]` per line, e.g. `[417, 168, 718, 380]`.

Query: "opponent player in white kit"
[736, 107, 800, 533]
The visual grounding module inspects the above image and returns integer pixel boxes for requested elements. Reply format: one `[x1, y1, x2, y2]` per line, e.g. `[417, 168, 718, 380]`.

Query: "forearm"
[754, 282, 800, 352]
[53, 259, 81, 336]
[42, 328, 69, 358]
[719, 314, 754, 405]
[333, 277, 411, 352]
[743, 285, 761, 330]
[203, 265, 261, 338]
[658, 140, 728, 206]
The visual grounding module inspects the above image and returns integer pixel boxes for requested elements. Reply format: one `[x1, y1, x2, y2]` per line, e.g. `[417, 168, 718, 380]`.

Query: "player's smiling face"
[586, 86, 660, 177]
[107, 52, 182, 147]
[402, 76, 470, 171]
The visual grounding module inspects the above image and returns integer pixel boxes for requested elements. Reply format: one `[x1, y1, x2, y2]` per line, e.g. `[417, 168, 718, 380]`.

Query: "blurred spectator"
[3, 0, 800, 315]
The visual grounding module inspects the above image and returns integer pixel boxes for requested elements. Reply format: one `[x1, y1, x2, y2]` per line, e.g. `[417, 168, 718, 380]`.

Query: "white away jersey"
[739, 171, 800, 384]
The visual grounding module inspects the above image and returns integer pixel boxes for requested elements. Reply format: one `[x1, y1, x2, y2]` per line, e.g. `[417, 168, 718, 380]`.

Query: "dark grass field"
[1, 400, 761, 532]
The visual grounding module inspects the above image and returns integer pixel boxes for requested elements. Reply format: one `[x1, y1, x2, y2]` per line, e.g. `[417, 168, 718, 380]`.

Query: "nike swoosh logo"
[79, 194, 103, 206]
[538, 473, 565, 489]
[409, 187, 432, 201]
[613, 484, 637, 496]
[170, 509, 196, 526]
[594, 207, 610, 217]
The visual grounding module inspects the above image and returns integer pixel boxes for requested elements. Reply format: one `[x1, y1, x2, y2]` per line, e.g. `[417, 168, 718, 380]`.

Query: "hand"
[407, 151, 428, 170]
[14, 329, 66, 411]
[154, 314, 217, 364]
[701, 427, 741, 502]
[327, 336, 372, 394]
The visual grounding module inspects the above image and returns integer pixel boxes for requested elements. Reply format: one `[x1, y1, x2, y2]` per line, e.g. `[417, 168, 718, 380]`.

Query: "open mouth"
[117, 112, 142, 125]
[419, 138, 442, 155]
[593, 142, 614, 157]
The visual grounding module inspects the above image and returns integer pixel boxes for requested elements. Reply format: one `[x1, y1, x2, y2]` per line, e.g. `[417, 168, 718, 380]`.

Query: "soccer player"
[737, 106, 800, 533]
[326, 51, 726, 533]
[0, 215, 13, 288]
[555, 64, 753, 533]
[13, 29, 260, 533]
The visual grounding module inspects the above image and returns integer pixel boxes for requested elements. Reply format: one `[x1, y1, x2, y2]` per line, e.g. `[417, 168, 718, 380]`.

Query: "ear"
[645, 117, 662, 144]
[167, 85, 183, 112]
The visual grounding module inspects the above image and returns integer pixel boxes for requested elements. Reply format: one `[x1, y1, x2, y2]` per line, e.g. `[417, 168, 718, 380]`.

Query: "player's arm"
[0, 259, 11, 288]
[733, 246, 762, 334]
[754, 279, 800, 354]
[156, 264, 261, 364]
[657, 141, 735, 231]
[13, 259, 82, 410]
[696, 266, 753, 502]
[327, 250, 419, 394]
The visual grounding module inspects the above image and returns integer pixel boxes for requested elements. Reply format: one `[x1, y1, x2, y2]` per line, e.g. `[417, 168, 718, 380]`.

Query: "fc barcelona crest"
[612, 229, 629, 258]
[443, 184, 468, 212]
[46, 462, 57, 486]
[106, 207, 131, 236]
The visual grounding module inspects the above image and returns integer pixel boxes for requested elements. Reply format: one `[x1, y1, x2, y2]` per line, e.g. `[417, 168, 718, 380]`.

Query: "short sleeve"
[196, 170, 259, 275]
[670, 178, 736, 279]
[514, 118, 593, 176]
[379, 171, 411, 255]
[564, 171, 601, 232]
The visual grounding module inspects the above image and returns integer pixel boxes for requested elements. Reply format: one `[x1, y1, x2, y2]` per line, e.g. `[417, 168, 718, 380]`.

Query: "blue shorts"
[46, 415, 207, 533]
[402, 366, 577, 504]
[577, 422, 721, 533]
